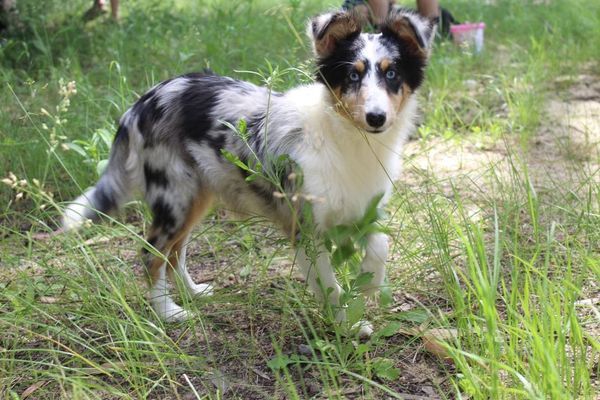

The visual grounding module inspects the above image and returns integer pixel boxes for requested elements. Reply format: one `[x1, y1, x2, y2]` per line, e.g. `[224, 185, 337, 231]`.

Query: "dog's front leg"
[360, 233, 389, 297]
[296, 242, 379, 338]
[295, 245, 344, 321]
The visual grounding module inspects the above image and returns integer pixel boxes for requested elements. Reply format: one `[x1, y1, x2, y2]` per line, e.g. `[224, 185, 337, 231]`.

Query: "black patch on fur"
[246, 113, 266, 155]
[247, 113, 266, 134]
[144, 163, 169, 189]
[378, 32, 426, 91]
[439, 7, 458, 37]
[179, 76, 230, 143]
[152, 197, 177, 233]
[142, 236, 158, 254]
[315, 32, 362, 89]
[207, 120, 233, 158]
[207, 132, 227, 158]
[133, 86, 167, 144]
[113, 124, 129, 146]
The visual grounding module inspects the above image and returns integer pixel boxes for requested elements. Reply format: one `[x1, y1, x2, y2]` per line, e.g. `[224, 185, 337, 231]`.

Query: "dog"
[62, 9, 435, 336]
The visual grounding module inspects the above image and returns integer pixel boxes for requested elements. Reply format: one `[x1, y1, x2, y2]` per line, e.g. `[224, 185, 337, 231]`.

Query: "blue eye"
[385, 70, 397, 80]
[349, 72, 360, 82]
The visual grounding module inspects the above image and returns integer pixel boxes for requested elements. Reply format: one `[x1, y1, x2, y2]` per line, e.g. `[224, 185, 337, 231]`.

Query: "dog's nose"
[366, 112, 386, 129]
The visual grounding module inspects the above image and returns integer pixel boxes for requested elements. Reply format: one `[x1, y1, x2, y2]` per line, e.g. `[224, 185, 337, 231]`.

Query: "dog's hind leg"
[146, 252, 190, 322]
[144, 192, 214, 322]
[166, 232, 213, 298]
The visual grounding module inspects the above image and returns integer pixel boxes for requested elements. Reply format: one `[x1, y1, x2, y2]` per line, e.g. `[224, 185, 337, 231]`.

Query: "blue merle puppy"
[62, 9, 435, 336]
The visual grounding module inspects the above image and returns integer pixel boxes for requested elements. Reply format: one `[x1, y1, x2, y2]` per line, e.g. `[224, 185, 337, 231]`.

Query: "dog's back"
[63, 74, 305, 235]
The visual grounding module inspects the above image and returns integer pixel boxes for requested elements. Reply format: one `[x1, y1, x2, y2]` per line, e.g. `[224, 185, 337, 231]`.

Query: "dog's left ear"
[381, 10, 437, 58]
[308, 11, 362, 59]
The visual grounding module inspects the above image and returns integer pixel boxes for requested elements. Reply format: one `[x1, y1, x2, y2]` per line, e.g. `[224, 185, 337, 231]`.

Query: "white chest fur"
[286, 85, 413, 231]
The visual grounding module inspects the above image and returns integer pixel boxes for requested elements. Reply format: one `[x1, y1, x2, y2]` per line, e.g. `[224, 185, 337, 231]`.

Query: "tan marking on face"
[380, 58, 392, 72]
[354, 60, 365, 74]
[333, 85, 370, 129]
[390, 82, 412, 113]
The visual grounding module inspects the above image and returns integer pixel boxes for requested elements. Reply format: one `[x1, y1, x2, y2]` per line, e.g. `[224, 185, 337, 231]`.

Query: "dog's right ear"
[308, 11, 362, 58]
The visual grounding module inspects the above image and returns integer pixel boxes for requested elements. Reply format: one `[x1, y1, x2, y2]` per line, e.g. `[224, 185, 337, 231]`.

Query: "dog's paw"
[351, 320, 374, 339]
[163, 308, 193, 322]
[189, 283, 213, 297]
[334, 309, 373, 338]
[152, 298, 192, 322]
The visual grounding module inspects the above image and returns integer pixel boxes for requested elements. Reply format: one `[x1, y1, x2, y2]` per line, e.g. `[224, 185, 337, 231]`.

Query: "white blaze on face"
[356, 35, 399, 132]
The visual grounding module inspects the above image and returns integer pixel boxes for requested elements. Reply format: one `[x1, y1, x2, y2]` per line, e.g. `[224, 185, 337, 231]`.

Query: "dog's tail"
[62, 119, 143, 231]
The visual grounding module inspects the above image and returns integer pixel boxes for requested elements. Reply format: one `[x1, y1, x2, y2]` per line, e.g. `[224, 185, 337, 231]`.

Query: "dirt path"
[532, 74, 600, 185]
[404, 74, 600, 193]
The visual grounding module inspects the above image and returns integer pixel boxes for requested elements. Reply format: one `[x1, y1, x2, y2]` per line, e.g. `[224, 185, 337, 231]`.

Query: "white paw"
[336, 309, 373, 338]
[151, 298, 192, 322]
[352, 320, 374, 338]
[164, 308, 192, 322]
[189, 283, 213, 297]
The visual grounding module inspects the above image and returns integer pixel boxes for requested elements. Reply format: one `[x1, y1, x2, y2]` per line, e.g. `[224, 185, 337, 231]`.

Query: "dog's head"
[308, 9, 436, 133]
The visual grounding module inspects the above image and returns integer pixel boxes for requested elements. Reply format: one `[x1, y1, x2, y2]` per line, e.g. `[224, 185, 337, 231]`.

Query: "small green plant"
[63, 127, 114, 176]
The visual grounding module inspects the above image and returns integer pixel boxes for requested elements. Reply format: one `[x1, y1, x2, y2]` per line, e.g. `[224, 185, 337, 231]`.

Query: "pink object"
[450, 22, 486, 53]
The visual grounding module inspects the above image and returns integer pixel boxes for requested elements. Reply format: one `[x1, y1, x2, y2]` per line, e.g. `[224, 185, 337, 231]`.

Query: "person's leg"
[366, 0, 393, 26]
[416, 0, 439, 19]
[110, 0, 119, 20]
[342, 0, 393, 28]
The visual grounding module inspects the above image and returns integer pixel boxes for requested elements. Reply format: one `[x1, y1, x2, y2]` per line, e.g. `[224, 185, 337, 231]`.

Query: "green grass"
[1, 0, 600, 398]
